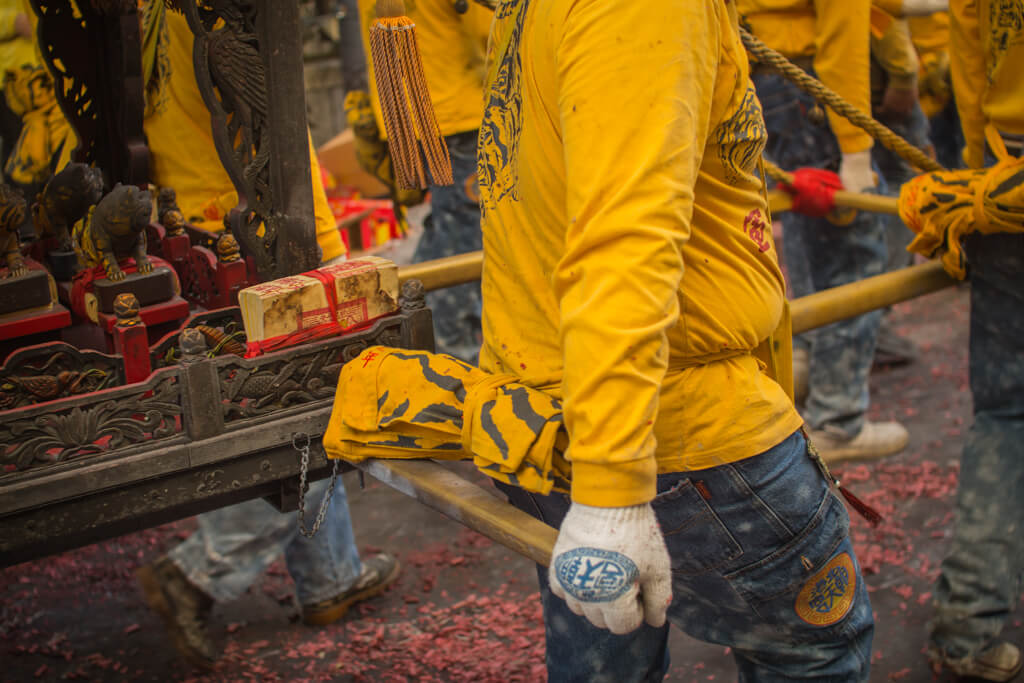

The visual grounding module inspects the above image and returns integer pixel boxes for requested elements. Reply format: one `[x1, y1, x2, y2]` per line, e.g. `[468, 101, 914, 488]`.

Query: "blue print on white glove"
[554, 547, 638, 602]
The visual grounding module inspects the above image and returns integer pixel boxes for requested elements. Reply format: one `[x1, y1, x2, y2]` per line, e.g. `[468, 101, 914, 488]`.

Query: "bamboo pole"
[355, 459, 557, 566]
[791, 260, 955, 334]
[766, 189, 900, 216]
[396, 190, 903, 292]
[397, 255, 956, 334]
[398, 250, 484, 289]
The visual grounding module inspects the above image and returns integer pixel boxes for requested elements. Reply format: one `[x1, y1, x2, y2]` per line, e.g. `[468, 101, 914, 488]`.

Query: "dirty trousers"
[753, 71, 888, 438]
[929, 227, 1024, 659]
[499, 430, 875, 682]
[413, 129, 483, 363]
[169, 475, 363, 606]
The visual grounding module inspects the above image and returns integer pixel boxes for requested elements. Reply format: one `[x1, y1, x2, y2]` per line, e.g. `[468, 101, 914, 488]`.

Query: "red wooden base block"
[161, 234, 191, 279]
[112, 322, 152, 384]
[0, 303, 72, 341]
[213, 259, 248, 308]
[96, 296, 190, 335]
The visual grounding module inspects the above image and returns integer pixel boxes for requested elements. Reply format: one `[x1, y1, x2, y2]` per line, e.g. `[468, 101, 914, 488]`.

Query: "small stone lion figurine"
[74, 184, 154, 282]
[0, 184, 28, 278]
[34, 162, 105, 251]
[157, 187, 186, 237]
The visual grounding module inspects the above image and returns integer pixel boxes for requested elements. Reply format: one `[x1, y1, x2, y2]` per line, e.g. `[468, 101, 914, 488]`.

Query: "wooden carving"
[33, 162, 105, 251]
[0, 185, 28, 278]
[74, 184, 153, 281]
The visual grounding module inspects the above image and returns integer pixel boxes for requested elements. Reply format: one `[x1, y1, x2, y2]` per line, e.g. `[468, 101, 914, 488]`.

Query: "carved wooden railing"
[0, 283, 434, 566]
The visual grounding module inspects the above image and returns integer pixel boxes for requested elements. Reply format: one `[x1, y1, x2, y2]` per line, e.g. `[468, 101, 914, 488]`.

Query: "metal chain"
[294, 432, 340, 538]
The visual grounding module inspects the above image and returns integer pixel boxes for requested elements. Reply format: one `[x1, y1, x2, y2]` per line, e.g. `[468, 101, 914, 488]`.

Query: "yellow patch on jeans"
[795, 552, 856, 626]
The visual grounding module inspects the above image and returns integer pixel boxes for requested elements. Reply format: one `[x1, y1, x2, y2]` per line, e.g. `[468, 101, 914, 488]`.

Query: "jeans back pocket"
[652, 478, 743, 576]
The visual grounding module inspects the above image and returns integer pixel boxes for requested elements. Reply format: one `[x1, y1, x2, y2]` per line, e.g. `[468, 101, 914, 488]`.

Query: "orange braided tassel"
[369, 0, 453, 190]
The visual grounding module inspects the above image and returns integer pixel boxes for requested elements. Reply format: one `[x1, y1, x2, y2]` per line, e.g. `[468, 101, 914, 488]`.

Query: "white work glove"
[549, 502, 671, 634]
[839, 150, 877, 193]
[901, 0, 948, 15]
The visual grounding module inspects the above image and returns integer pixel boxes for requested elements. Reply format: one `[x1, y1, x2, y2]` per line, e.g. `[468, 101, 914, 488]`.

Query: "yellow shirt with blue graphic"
[949, 0, 1024, 168]
[477, 0, 803, 507]
[143, 10, 344, 261]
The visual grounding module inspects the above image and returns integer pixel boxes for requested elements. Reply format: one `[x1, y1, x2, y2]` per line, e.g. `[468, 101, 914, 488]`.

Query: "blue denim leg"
[874, 104, 930, 271]
[930, 230, 1024, 659]
[414, 130, 484, 363]
[498, 431, 875, 682]
[496, 483, 671, 683]
[929, 98, 966, 171]
[753, 72, 888, 436]
[169, 474, 363, 606]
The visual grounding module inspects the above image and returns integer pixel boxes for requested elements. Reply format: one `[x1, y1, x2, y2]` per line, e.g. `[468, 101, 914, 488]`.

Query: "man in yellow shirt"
[143, 7, 345, 262]
[926, 1, 1024, 680]
[909, 10, 966, 168]
[135, 5, 398, 668]
[0, 0, 76, 190]
[480, 0, 873, 679]
[739, 0, 909, 463]
[357, 0, 490, 361]
[0, 0, 36, 173]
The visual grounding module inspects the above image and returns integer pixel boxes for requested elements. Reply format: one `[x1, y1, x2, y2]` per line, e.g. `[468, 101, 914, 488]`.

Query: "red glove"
[779, 168, 841, 218]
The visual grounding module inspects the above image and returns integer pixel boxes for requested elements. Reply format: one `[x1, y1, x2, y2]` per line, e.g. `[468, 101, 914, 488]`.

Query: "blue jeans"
[929, 146, 1024, 658]
[873, 103, 931, 271]
[415, 130, 484, 363]
[499, 431, 875, 682]
[753, 71, 888, 437]
[169, 475, 363, 607]
[929, 98, 965, 171]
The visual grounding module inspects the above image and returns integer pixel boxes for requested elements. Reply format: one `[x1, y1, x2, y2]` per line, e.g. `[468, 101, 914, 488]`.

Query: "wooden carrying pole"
[382, 263, 958, 567]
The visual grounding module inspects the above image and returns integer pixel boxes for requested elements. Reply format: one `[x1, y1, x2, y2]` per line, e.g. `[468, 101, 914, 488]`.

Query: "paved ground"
[3, 278, 1022, 682]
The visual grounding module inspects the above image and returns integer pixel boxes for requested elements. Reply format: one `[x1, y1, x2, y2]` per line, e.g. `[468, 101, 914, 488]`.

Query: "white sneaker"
[793, 347, 809, 405]
[930, 641, 1023, 683]
[807, 420, 908, 465]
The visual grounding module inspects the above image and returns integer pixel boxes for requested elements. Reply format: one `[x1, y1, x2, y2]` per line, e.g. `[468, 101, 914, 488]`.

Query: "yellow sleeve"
[813, 0, 875, 153]
[0, 12, 17, 42]
[949, 0, 986, 168]
[873, 17, 920, 90]
[310, 134, 346, 262]
[553, 0, 716, 507]
[872, 0, 906, 16]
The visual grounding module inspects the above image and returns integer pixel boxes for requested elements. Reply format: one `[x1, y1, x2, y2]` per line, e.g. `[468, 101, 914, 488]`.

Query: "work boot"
[930, 641, 1023, 682]
[807, 420, 908, 465]
[793, 347, 809, 405]
[302, 553, 401, 626]
[137, 556, 217, 670]
[874, 320, 918, 367]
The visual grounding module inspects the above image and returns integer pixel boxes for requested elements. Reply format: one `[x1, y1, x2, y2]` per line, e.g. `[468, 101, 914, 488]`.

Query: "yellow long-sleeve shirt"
[950, 0, 1024, 169]
[0, 0, 36, 75]
[144, 11, 344, 261]
[909, 12, 952, 117]
[909, 10, 951, 53]
[738, 0, 874, 154]
[871, 9, 920, 92]
[478, 0, 802, 507]
[357, 0, 490, 138]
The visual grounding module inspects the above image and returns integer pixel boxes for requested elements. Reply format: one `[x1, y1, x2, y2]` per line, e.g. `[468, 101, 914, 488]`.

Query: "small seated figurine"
[0, 184, 28, 278]
[34, 162, 105, 250]
[74, 184, 153, 281]
[157, 187, 186, 237]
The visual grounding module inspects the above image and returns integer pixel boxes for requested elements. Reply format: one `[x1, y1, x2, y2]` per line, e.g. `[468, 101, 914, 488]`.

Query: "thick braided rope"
[762, 158, 794, 185]
[469, 1, 939, 180]
[740, 27, 945, 174]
